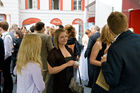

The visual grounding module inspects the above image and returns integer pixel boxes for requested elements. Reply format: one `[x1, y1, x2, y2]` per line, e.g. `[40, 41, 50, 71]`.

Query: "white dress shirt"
[2, 32, 13, 60]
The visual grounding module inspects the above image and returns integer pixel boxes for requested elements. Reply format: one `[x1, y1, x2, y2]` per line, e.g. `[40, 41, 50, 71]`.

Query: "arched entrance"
[72, 18, 83, 43]
[22, 18, 41, 26]
[50, 18, 62, 25]
[72, 18, 83, 25]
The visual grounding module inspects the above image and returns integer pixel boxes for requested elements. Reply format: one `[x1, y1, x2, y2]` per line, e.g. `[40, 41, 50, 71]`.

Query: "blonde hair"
[48, 28, 55, 37]
[98, 25, 114, 44]
[16, 34, 42, 74]
[54, 28, 65, 49]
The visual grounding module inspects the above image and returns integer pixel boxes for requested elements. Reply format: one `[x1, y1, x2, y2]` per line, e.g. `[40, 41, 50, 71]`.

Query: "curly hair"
[64, 25, 76, 38]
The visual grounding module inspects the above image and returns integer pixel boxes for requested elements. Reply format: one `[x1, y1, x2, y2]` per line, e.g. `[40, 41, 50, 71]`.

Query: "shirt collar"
[113, 34, 120, 42]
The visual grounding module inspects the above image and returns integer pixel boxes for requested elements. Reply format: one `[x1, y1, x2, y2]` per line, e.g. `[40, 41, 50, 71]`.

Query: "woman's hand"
[101, 55, 107, 63]
[66, 60, 75, 67]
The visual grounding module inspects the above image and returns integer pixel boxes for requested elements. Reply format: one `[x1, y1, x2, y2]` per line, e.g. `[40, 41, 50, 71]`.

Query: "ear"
[41, 27, 45, 32]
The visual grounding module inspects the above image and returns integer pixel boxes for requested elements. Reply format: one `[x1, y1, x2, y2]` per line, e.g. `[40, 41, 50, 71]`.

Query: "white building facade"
[0, 0, 85, 28]
[85, 0, 123, 28]
[0, 0, 19, 26]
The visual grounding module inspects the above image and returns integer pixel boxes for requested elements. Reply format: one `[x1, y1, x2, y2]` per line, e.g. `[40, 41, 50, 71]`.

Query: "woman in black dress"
[47, 28, 76, 93]
[90, 25, 114, 93]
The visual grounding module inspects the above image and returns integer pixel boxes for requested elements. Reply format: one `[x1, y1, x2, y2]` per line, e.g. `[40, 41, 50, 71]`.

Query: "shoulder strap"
[78, 68, 83, 86]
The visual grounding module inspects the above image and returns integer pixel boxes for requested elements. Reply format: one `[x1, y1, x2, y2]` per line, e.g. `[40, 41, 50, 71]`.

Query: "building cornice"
[19, 9, 84, 15]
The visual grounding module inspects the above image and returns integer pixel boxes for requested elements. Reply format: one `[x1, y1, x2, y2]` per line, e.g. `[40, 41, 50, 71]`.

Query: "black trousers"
[3, 56, 13, 93]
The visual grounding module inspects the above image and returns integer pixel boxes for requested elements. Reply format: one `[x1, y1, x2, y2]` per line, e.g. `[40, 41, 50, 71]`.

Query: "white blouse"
[14, 62, 45, 93]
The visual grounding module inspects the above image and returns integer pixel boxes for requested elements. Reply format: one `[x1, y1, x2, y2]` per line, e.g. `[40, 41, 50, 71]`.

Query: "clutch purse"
[96, 69, 110, 91]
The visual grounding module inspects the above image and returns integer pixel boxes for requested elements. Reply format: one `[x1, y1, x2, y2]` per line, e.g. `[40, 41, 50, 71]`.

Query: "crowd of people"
[0, 11, 140, 93]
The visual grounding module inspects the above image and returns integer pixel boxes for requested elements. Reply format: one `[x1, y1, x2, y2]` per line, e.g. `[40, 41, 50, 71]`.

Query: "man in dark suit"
[35, 22, 53, 93]
[101, 11, 140, 93]
[84, 26, 100, 87]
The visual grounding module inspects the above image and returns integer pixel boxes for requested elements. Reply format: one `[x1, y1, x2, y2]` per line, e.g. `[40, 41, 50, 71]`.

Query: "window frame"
[51, 0, 60, 10]
[72, 0, 84, 11]
[74, 0, 82, 10]
[25, 0, 40, 10]
[49, 0, 63, 10]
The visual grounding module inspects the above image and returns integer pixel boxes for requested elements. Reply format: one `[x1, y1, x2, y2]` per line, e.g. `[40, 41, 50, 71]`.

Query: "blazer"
[85, 32, 100, 58]
[36, 33, 53, 71]
[0, 37, 4, 70]
[102, 30, 140, 93]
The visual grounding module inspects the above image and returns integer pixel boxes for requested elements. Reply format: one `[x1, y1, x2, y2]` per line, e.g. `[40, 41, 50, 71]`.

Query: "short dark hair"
[15, 30, 23, 38]
[58, 25, 64, 29]
[35, 22, 45, 31]
[30, 25, 35, 32]
[0, 21, 9, 31]
[107, 11, 128, 35]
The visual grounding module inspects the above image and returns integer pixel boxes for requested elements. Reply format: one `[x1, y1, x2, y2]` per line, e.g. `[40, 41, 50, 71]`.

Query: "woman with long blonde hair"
[90, 24, 114, 93]
[15, 34, 45, 93]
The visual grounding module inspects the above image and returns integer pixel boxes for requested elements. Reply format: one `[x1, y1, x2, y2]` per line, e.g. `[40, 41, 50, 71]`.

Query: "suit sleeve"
[101, 46, 123, 87]
[47, 36, 53, 52]
[84, 36, 94, 58]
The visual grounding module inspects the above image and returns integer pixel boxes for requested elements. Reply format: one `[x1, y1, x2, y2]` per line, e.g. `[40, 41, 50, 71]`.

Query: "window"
[28, 0, 37, 9]
[51, 0, 60, 10]
[74, 0, 82, 10]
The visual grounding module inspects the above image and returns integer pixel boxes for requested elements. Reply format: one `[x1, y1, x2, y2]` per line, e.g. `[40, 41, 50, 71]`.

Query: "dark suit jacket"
[102, 30, 140, 93]
[85, 32, 100, 58]
[0, 37, 4, 70]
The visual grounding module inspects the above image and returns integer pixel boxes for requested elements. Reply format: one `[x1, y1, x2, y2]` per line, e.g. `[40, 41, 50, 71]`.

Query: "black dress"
[91, 43, 109, 93]
[47, 46, 74, 93]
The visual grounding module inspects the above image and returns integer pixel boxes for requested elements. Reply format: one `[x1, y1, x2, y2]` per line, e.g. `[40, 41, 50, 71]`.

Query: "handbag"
[96, 69, 110, 91]
[69, 68, 84, 93]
